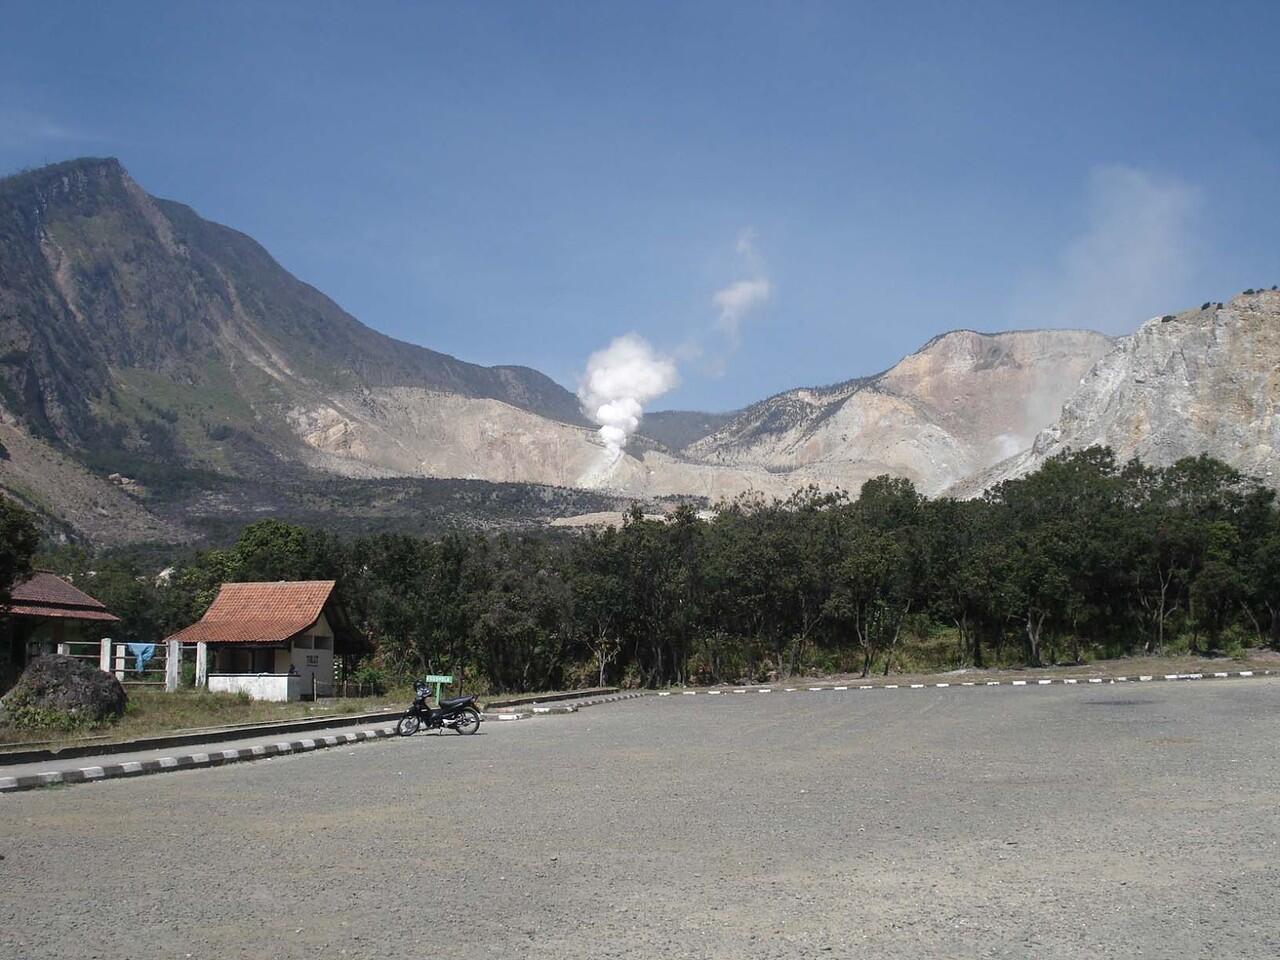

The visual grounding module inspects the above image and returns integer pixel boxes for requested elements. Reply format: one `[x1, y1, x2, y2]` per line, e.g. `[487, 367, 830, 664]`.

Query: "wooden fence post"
[113, 643, 126, 680]
[57, 642, 70, 656]
[165, 639, 180, 692]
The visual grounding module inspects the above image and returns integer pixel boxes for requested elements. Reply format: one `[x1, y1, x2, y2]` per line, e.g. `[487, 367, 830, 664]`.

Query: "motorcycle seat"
[439, 696, 474, 709]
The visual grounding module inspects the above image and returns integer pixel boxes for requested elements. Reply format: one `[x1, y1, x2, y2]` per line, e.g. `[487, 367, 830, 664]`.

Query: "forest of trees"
[25, 448, 1280, 693]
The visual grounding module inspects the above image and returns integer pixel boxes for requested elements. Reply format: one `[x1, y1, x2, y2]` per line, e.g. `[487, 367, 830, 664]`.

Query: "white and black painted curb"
[656, 669, 1276, 698]
[486, 690, 649, 720]
[0, 725, 398, 795]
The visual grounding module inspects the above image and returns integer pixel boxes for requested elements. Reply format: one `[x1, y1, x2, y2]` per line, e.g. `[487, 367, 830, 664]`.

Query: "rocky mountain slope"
[673, 329, 1113, 496]
[967, 289, 1280, 492]
[0, 157, 587, 471]
[2, 157, 1274, 543]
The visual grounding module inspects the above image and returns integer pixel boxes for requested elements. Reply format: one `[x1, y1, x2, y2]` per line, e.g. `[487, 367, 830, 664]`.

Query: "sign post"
[422, 674, 454, 702]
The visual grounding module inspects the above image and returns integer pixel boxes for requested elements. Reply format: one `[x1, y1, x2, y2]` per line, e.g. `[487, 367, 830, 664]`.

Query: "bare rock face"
[0, 655, 127, 729]
[975, 290, 1280, 490]
[678, 329, 1113, 496]
[7, 159, 1276, 533]
[289, 329, 1116, 500]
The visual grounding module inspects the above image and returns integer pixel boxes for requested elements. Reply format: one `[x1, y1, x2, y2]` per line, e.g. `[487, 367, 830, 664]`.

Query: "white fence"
[58, 638, 182, 692]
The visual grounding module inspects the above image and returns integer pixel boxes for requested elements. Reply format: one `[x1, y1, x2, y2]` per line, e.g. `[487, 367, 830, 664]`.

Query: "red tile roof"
[2, 571, 120, 622]
[166, 581, 335, 645]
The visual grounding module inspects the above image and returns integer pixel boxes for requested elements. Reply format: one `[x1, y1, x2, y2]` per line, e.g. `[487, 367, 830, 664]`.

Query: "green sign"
[423, 674, 454, 700]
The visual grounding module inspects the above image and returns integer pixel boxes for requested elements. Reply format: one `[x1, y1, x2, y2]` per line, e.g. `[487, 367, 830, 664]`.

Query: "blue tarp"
[126, 642, 156, 674]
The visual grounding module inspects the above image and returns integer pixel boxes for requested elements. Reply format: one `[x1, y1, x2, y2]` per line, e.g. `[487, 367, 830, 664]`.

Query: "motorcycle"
[396, 679, 481, 736]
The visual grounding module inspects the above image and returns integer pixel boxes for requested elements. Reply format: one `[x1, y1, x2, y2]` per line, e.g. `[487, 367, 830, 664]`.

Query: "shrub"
[351, 661, 386, 690]
[4, 703, 95, 732]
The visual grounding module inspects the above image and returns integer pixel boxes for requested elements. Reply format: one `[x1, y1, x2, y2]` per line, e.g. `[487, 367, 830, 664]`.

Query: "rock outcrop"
[676, 329, 1113, 496]
[970, 290, 1280, 491]
[0, 655, 127, 729]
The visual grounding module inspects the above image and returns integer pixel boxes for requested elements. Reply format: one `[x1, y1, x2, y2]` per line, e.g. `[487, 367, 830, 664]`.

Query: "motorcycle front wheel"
[396, 712, 421, 737]
[454, 707, 481, 735]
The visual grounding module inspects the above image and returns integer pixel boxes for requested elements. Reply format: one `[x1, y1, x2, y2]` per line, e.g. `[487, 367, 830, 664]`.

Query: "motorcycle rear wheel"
[454, 707, 481, 735]
[396, 712, 421, 737]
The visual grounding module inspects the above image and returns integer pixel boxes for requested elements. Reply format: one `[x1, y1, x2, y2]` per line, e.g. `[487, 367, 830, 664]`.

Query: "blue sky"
[2, 1, 1278, 411]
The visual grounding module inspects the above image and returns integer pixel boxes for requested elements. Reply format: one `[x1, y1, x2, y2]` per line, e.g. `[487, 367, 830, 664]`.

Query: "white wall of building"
[208, 674, 301, 702]
[205, 612, 336, 699]
[287, 612, 334, 695]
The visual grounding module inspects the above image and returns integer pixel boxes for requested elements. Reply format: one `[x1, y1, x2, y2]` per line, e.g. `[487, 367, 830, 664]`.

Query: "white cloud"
[1014, 166, 1200, 333]
[713, 278, 773, 339]
[710, 225, 773, 346]
[0, 108, 92, 149]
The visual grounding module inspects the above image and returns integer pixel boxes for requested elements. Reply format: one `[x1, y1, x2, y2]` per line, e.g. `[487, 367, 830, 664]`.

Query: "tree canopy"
[34, 449, 1280, 692]
[0, 498, 39, 605]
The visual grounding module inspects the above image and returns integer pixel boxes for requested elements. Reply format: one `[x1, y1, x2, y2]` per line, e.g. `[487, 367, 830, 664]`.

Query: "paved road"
[2, 679, 1278, 959]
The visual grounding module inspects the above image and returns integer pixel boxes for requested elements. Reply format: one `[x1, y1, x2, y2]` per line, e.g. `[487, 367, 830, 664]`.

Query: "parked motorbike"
[396, 680, 481, 736]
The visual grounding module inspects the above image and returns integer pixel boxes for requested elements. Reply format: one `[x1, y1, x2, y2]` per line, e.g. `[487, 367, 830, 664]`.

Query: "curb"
[488, 691, 650, 719]
[0, 709, 402, 767]
[483, 687, 618, 710]
[0, 725, 397, 795]
[656, 669, 1277, 698]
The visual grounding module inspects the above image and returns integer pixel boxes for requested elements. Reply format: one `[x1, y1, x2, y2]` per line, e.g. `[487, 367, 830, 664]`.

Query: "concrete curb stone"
[0, 726, 397, 794]
[489, 690, 650, 717]
[659, 668, 1276, 697]
[0, 709, 402, 766]
[482, 687, 618, 709]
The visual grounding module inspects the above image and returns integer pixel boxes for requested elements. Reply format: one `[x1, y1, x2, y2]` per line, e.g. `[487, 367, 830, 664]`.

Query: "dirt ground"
[2, 677, 1278, 959]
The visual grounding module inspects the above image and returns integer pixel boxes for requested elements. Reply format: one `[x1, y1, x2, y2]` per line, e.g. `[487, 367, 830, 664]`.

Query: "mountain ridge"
[961, 288, 1280, 494]
[0, 157, 588, 457]
[2, 157, 1275, 544]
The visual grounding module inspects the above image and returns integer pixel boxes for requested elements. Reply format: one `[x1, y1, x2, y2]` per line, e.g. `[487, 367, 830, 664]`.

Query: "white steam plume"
[577, 334, 678, 472]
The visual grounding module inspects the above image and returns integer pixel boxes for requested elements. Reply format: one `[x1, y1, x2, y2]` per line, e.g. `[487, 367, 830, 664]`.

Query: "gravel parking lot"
[3, 679, 1278, 959]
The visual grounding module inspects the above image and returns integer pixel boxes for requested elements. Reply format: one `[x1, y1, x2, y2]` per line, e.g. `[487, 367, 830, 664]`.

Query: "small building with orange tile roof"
[1, 571, 120, 691]
[166, 581, 346, 701]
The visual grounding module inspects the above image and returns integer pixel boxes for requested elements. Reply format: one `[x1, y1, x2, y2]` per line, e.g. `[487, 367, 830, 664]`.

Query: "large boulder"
[0, 654, 127, 730]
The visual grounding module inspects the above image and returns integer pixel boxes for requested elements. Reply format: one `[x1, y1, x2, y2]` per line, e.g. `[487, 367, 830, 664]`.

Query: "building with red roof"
[166, 581, 349, 701]
[1, 571, 120, 691]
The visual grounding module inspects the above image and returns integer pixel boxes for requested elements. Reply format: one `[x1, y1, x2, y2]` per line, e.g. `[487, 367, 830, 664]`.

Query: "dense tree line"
[0, 497, 39, 605]
[27, 448, 1280, 693]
